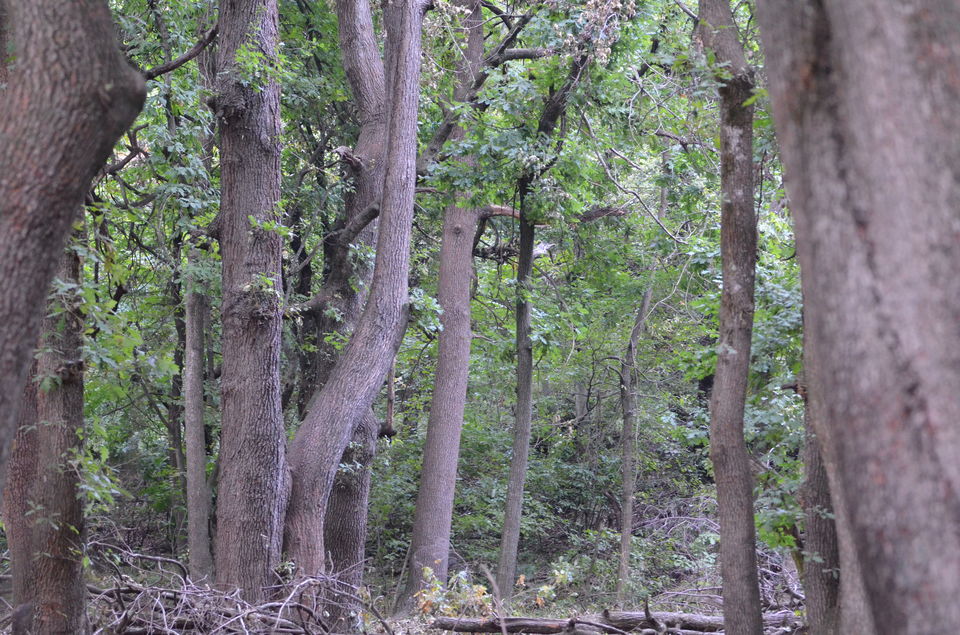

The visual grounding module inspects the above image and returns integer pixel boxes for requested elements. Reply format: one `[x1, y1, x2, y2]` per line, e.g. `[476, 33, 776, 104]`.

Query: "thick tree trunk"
[5, 249, 87, 633]
[400, 0, 484, 610]
[698, 2, 762, 633]
[213, 0, 289, 600]
[758, 1, 960, 630]
[284, 0, 428, 576]
[184, 246, 214, 582]
[616, 286, 653, 605]
[0, 0, 144, 491]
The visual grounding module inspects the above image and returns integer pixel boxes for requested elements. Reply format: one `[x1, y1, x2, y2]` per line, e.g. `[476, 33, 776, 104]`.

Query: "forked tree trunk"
[184, 246, 214, 582]
[616, 285, 653, 605]
[698, 1, 762, 633]
[758, 1, 960, 630]
[284, 0, 429, 577]
[5, 248, 87, 633]
[213, 0, 289, 600]
[400, 0, 484, 610]
[0, 0, 144, 491]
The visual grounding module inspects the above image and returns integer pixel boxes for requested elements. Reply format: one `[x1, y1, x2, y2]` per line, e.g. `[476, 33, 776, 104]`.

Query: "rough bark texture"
[284, 0, 428, 576]
[400, 0, 484, 610]
[213, 0, 289, 600]
[5, 249, 87, 634]
[759, 1, 960, 630]
[616, 286, 653, 605]
[698, 2, 762, 633]
[322, 410, 379, 630]
[0, 0, 144, 492]
[184, 247, 214, 582]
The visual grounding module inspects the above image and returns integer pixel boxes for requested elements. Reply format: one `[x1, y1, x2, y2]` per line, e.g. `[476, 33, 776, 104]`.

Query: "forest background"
[1, 0, 956, 633]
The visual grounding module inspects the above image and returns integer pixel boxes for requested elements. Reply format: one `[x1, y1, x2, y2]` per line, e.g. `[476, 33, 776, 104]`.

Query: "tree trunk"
[496, 191, 536, 599]
[5, 248, 87, 634]
[799, 427, 840, 634]
[213, 0, 289, 600]
[400, 0, 484, 610]
[616, 285, 653, 605]
[284, 0, 428, 577]
[759, 1, 960, 630]
[322, 410, 379, 631]
[698, 2, 762, 633]
[0, 0, 144, 492]
[185, 246, 214, 582]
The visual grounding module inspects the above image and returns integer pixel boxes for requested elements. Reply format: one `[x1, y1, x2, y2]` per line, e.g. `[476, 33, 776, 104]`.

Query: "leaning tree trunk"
[758, 1, 960, 630]
[5, 248, 87, 633]
[213, 0, 289, 600]
[0, 0, 144, 492]
[184, 245, 214, 582]
[698, 1, 763, 633]
[400, 0, 485, 610]
[284, 0, 429, 577]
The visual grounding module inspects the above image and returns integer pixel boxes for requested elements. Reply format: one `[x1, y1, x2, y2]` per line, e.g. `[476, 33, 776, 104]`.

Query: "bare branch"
[143, 27, 218, 80]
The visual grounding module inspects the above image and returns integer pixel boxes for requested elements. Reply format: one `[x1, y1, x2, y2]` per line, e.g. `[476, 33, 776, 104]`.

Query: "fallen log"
[431, 609, 802, 634]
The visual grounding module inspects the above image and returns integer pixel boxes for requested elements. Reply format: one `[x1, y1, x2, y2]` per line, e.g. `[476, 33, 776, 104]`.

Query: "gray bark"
[758, 0, 960, 630]
[213, 0, 289, 600]
[0, 0, 144, 493]
[698, 1, 763, 633]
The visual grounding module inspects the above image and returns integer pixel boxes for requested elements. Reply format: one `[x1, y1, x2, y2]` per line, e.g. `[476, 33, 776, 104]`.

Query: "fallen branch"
[430, 609, 802, 634]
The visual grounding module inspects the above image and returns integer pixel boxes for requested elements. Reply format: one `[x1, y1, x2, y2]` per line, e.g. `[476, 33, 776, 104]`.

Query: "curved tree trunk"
[0, 0, 144, 492]
[759, 1, 960, 630]
[284, 0, 429, 577]
[213, 0, 289, 600]
[698, 2, 762, 633]
[5, 248, 87, 633]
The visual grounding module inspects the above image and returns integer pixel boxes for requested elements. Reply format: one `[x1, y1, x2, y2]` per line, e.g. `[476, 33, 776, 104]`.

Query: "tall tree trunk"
[496, 190, 536, 599]
[284, 0, 429, 577]
[213, 0, 289, 600]
[0, 0, 144, 491]
[698, 2, 762, 633]
[496, 54, 589, 600]
[759, 0, 960, 630]
[185, 246, 214, 582]
[5, 248, 87, 633]
[616, 286, 654, 605]
[400, 0, 484, 610]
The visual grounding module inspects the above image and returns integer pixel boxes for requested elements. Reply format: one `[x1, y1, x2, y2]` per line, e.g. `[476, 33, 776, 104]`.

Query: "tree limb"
[143, 27, 218, 80]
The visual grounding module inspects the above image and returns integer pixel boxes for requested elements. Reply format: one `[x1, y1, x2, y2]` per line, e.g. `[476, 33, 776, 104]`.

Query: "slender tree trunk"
[213, 0, 289, 600]
[616, 285, 653, 605]
[496, 54, 589, 601]
[185, 246, 214, 582]
[284, 0, 428, 577]
[496, 190, 536, 599]
[759, 1, 960, 629]
[400, 0, 484, 610]
[698, 2, 762, 633]
[0, 0, 144, 491]
[5, 248, 87, 633]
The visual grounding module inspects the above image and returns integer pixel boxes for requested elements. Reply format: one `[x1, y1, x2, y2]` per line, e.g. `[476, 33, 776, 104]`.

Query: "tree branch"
[143, 27, 218, 80]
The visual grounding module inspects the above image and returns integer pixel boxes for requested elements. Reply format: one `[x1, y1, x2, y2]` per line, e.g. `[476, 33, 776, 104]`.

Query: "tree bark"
[0, 0, 144, 492]
[5, 248, 87, 634]
[400, 0, 485, 610]
[759, 1, 960, 630]
[284, 0, 428, 577]
[185, 246, 214, 582]
[698, 2, 762, 633]
[616, 285, 653, 605]
[213, 0, 289, 600]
